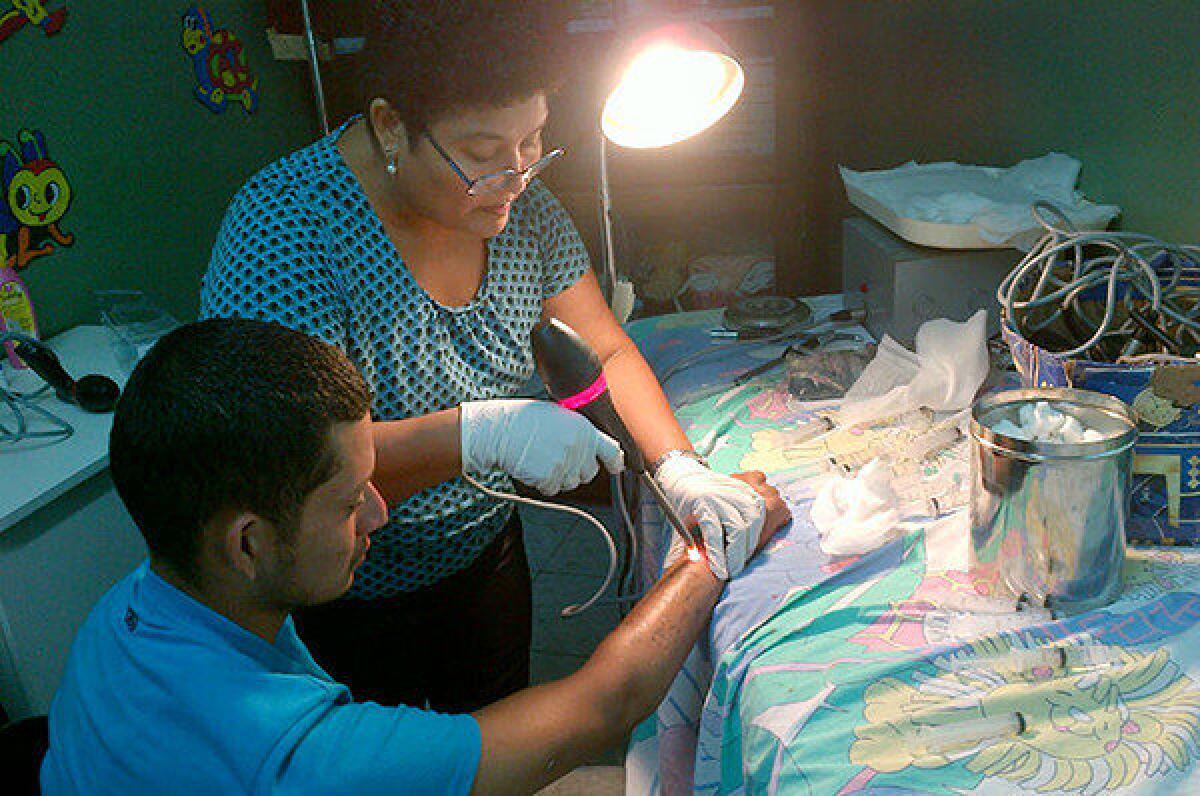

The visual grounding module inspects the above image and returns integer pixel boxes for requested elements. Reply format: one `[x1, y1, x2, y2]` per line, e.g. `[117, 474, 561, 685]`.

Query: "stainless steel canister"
[969, 388, 1137, 615]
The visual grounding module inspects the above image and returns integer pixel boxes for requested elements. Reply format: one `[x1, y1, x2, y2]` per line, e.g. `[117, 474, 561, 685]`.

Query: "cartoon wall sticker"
[0, 129, 73, 271]
[181, 6, 259, 114]
[0, 0, 66, 45]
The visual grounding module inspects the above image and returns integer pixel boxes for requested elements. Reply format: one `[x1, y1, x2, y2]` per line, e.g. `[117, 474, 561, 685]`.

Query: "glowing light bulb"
[602, 41, 744, 149]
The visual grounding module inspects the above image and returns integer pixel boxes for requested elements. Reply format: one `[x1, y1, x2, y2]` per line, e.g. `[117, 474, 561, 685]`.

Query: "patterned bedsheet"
[623, 303, 1200, 795]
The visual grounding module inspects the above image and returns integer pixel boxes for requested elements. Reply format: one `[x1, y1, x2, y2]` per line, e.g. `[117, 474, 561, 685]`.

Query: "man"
[41, 319, 789, 794]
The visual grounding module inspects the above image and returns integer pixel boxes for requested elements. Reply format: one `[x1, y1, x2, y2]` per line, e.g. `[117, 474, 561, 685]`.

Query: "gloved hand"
[460, 399, 625, 495]
[658, 456, 766, 580]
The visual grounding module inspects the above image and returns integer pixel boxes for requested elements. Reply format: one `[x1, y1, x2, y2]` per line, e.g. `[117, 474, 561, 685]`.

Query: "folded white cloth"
[840, 154, 1120, 248]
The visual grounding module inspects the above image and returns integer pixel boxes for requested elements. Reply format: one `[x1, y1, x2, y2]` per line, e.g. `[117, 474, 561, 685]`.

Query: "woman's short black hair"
[109, 319, 372, 577]
[360, 0, 570, 147]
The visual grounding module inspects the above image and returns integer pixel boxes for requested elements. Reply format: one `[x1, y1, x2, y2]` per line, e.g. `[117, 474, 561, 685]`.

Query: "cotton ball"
[811, 476, 851, 538]
[1058, 414, 1085, 443]
[820, 506, 902, 556]
[812, 460, 903, 556]
[858, 458, 901, 508]
[1010, 399, 1108, 443]
[1032, 402, 1066, 437]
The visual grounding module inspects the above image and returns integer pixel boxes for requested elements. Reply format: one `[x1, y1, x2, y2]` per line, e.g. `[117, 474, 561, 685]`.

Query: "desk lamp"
[598, 22, 745, 318]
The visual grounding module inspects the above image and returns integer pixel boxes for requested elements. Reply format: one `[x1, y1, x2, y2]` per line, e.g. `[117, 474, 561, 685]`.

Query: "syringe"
[696, 411, 833, 459]
[826, 408, 952, 473]
[779, 415, 836, 449]
[909, 712, 1026, 753]
[952, 644, 1125, 678]
[842, 405, 935, 434]
[888, 425, 965, 464]
[925, 610, 1052, 641]
[925, 591, 1056, 641]
[826, 447, 879, 474]
[830, 425, 967, 477]
[903, 478, 968, 517]
[935, 591, 1052, 617]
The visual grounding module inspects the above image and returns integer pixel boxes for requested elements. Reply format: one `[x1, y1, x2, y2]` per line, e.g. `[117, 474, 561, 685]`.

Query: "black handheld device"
[5, 334, 120, 413]
[531, 318, 705, 552]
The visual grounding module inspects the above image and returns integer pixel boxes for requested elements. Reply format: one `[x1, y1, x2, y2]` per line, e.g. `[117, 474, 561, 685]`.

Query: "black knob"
[75, 374, 121, 413]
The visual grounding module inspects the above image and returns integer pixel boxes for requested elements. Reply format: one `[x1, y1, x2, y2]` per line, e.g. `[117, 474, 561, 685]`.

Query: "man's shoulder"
[69, 564, 144, 646]
[44, 565, 349, 794]
[54, 562, 176, 695]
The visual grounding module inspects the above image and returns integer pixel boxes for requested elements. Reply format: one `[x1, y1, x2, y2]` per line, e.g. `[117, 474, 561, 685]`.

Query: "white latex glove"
[658, 456, 765, 580]
[460, 399, 625, 495]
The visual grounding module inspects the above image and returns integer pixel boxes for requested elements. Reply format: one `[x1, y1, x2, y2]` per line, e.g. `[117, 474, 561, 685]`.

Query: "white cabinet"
[0, 326, 146, 719]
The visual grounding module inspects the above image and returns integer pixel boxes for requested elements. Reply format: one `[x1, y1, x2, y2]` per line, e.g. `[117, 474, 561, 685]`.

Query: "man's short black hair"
[360, 0, 570, 147]
[109, 319, 372, 576]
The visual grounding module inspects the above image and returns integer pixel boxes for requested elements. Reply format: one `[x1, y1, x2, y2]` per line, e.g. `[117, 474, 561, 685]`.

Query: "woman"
[200, 0, 769, 712]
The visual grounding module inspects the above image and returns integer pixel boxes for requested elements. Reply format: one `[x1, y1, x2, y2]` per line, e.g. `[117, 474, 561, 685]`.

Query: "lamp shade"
[601, 22, 744, 150]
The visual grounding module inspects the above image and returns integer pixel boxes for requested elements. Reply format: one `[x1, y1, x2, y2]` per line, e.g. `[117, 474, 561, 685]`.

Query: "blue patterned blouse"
[200, 119, 590, 597]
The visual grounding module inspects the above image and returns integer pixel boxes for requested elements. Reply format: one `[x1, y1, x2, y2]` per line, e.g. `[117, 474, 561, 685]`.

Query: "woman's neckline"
[327, 116, 494, 313]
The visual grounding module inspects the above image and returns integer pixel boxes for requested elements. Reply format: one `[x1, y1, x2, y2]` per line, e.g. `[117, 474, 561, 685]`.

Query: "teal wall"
[833, 0, 1198, 236]
[786, 0, 1200, 293]
[0, 1, 315, 335]
[3, 1, 1196, 318]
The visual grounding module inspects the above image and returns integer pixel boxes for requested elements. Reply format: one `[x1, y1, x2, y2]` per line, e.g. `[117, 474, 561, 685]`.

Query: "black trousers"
[295, 511, 532, 713]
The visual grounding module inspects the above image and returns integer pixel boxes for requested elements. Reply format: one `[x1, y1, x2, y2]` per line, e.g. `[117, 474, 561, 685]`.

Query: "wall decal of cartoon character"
[0, 129, 73, 270]
[181, 5, 259, 114]
[0, 0, 66, 45]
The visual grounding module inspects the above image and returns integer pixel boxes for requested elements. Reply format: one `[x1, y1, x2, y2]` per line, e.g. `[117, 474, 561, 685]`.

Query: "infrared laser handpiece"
[531, 318, 706, 554]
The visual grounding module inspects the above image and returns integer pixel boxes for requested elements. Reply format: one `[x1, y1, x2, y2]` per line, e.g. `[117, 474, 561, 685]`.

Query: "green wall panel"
[4, 1, 1196, 320]
[0, 1, 315, 335]
[784, 0, 1199, 294]
[832, 0, 1198, 240]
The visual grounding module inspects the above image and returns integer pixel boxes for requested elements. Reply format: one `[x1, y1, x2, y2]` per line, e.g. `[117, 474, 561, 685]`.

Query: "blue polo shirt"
[41, 562, 481, 794]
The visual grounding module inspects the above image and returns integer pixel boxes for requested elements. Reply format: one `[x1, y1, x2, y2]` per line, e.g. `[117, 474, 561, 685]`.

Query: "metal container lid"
[971, 387, 1137, 464]
[723, 296, 812, 335]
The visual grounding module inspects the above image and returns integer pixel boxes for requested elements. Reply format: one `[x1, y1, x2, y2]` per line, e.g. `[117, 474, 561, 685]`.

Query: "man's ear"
[209, 508, 272, 581]
[368, 98, 409, 155]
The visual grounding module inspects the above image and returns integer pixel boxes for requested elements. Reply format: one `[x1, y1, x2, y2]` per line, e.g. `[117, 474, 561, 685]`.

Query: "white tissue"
[840, 154, 1120, 249]
[842, 336, 921, 404]
[838, 310, 989, 429]
[811, 459, 902, 556]
[994, 401, 1105, 443]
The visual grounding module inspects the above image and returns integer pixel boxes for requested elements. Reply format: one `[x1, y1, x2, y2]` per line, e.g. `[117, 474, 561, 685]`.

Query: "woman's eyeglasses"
[425, 133, 564, 197]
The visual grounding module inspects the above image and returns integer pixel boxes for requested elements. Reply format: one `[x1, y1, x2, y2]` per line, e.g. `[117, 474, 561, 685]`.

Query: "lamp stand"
[599, 131, 618, 303]
[598, 133, 636, 322]
[300, 0, 329, 135]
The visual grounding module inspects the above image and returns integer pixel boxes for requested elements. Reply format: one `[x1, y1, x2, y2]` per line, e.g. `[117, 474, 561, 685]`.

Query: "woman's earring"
[385, 148, 398, 176]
